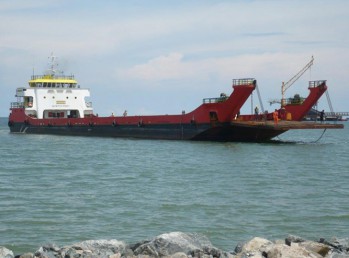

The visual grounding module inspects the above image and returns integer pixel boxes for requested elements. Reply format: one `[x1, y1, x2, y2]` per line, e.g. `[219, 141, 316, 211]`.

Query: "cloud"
[117, 51, 316, 84]
[1, 1, 349, 116]
[118, 53, 190, 81]
[1, 1, 348, 59]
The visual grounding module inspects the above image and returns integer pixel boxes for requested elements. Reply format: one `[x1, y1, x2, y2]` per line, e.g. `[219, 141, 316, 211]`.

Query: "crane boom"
[281, 56, 314, 107]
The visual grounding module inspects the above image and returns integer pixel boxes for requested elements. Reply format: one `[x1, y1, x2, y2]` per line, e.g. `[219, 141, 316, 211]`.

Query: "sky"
[1, 0, 349, 117]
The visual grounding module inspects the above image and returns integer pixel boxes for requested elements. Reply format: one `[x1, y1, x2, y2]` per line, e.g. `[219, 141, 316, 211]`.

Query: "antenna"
[46, 52, 59, 76]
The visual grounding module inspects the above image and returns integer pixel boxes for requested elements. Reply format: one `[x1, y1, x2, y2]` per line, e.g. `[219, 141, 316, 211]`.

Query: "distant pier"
[231, 120, 344, 130]
[305, 110, 349, 121]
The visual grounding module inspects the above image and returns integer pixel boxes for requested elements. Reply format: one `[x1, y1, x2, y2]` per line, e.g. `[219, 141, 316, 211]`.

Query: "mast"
[46, 52, 59, 76]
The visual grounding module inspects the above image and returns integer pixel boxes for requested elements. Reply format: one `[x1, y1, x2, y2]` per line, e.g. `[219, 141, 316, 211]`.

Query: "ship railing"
[203, 96, 228, 104]
[232, 78, 256, 86]
[283, 97, 306, 105]
[31, 74, 75, 80]
[325, 112, 349, 116]
[11, 102, 25, 108]
[86, 102, 93, 108]
[309, 80, 326, 88]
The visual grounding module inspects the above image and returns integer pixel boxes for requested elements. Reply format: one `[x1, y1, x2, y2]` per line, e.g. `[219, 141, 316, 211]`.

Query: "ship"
[8, 56, 343, 142]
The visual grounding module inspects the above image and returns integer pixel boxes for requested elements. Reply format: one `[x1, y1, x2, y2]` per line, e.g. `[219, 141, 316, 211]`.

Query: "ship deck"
[231, 120, 344, 130]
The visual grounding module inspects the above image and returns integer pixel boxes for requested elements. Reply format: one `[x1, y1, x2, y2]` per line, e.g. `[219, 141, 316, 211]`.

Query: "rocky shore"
[1, 232, 348, 258]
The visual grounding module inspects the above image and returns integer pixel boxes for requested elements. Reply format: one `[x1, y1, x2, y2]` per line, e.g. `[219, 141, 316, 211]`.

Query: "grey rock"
[132, 232, 232, 257]
[34, 246, 58, 258]
[34, 243, 61, 258]
[188, 246, 234, 258]
[325, 253, 349, 258]
[133, 232, 205, 256]
[128, 240, 151, 252]
[298, 241, 331, 257]
[233, 242, 244, 254]
[17, 253, 34, 258]
[233, 236, 273, 257]
[285, 234, 306, 246]
[0, 246, 14, 258]
[71, 239, 126, 256]
[320, 237, 349, 254]
[266, 243, 322, 258]
[167, 252, 189, 258]
[34, 239, 126, 258]
[122, 248, 134, 257]
[4, 233, 349, 258]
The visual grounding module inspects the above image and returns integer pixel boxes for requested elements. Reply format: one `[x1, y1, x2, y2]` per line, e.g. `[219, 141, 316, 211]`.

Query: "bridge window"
[48, 111, 65, 118]
[24, 96, 33, 108]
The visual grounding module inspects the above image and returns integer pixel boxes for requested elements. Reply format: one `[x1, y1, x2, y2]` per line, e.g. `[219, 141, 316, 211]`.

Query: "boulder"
[71, 239, 126, 256]
[233, 236, 338, 258]
[319, 237, 349, 254]
[34, 239, 126, 258]
[325, 253, 349, 258]
[132, 232, 232, 257]
[285, 234, 306, 246]
[17, 253, 34, 258]
[0, 246, 14, 258]
[266, 243, 323, 258]
[299, 241, 331, 257]
[241, 237, 273, 253]
[233, 237, 273, 257]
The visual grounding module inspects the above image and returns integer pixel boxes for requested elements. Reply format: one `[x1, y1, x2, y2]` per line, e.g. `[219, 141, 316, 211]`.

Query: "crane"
[280, 56, 314, 107]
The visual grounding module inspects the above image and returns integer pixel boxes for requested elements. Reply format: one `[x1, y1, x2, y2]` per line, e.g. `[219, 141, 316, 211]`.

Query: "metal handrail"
[31, 74, 75, 80]
[284, 97, 306, 105]
[11, 102, 25, 108]
[203, 96, 228, 104]
[11, 102, 93, 108]
[232, 78, 256, 86]
[309, 80, 326, 88]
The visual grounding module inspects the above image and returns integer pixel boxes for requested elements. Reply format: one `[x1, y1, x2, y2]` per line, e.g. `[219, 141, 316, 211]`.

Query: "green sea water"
[0, 117, 348, 255]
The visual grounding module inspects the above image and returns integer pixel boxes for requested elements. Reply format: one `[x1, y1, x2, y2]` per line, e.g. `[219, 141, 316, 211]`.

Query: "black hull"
[8, 122, 287, 142]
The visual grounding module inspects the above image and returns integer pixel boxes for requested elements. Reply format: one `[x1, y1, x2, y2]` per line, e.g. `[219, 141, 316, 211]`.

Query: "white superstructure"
[12, 55, 93, 119]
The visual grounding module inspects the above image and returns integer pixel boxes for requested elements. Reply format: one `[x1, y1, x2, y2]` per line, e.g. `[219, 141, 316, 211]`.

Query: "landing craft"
[8, 55, 343, 142]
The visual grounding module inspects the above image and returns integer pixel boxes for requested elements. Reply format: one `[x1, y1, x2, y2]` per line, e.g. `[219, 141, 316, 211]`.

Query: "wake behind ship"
[8, 56, 343, 142]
